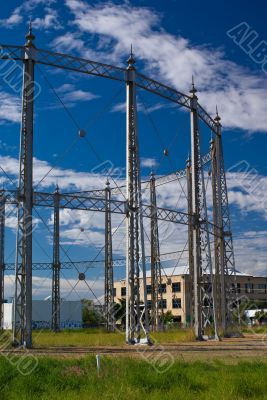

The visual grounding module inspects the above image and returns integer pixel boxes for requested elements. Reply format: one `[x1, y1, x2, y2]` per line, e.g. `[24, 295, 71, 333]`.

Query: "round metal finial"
[189, 75, 197, 96]
[214, 105, 221, 123]
[25, 19, 35, 47]
[127, 44, 135, 68]
[106, 178, 110, 187]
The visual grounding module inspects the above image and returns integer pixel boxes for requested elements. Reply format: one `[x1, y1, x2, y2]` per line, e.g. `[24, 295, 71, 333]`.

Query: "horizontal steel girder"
[64, 152, 212, 198]
[0, 45, 217, 133]
[3, 189, 218, 238]
[4, 250, 186, 271]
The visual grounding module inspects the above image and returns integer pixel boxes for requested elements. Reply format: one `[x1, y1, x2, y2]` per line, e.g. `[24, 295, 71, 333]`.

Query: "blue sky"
[0, 0, 266, 300]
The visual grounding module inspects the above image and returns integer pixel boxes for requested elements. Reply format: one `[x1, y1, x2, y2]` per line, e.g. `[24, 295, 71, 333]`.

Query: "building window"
[158, 299, 167, 309]
[159, 284, 166, 294]
[113, 288, 116, 297]
[147, 300, 152, 309]
[236, 283, 241, 293]
[245, 283, 254, 293]
[146, 285, 152, 295]
[232, 283, 240, 293]
[172, 282, 181, 293]
[172, 298, 181, 309]
[257, 284, 266, 293]
[121, 287, 126, 297]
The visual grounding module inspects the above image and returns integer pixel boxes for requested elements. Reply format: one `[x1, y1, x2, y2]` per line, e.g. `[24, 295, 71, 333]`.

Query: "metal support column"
[211, 136, 224, 333]
[13, 25, 35, 348]
[105, 179, 114, 332]
[186, 159, 194, 327]
[212, 110, 239, 335]
[190, 80, 217, 339]
[190, 82, 202, 339]
[52, 186, 60, 332]
[0, 191, 5, 329]
[150, 172, 163, 331]
[125, 49, 150, 344]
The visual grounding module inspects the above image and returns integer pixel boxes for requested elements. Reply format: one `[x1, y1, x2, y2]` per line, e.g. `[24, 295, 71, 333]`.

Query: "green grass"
[0, 356, 266, 399]
[242, 326, 267, 334]
[32, 328, 126, 347]
[31, 328, 196, 347]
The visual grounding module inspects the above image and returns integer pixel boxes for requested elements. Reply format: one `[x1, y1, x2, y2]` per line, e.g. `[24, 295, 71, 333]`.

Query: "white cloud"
[0, 0, 59, 30]
[64, 1, 267, 133]
[0, 155, 124, 191]
[4, 273, 104, 300]
[0, 7, 23, 28]
[0, 92, 21, 124]
[141, 157, 159, 169]
[51, 32, 87, 53]
[54, 83, 99, 105]
[233, 231, 267, 276]
[33, 7, 62, 30]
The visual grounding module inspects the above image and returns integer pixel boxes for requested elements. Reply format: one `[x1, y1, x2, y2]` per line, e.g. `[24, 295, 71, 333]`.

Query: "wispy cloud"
[33, 7, 62, 30]
[0, 0, 60, 31]
[0, 7, 23, 28]
[140, 157, 159, 169]
[63, 1, 267, 133]
[54, 83, 99, 106]
[4, 273, 104, 300]
[0, 92, 21, 124]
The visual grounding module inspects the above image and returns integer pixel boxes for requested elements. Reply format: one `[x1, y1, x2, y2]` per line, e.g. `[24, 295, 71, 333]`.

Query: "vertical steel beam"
[150, 172, 163, 331]
[211, 137, 224, 332]
[0, 191, 5, 329]
[186, 159, 194, 327]
[190, 81, 217, 339]
[105, 180, 114, 331]
[13, 26, 35, 348]
[212, 112, 239, 335]
[125, 50, 150, 344]
[52, 186, 60, 332]
[189, 83, 202, 339]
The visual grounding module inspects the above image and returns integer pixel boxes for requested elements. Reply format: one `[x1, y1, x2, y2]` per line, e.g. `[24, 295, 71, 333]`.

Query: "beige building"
[113, 266, 267, 325]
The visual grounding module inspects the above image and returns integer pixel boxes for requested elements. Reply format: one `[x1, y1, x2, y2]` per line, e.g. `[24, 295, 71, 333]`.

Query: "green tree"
[254, 310, 267, 324]
[81, 299, 105, 326]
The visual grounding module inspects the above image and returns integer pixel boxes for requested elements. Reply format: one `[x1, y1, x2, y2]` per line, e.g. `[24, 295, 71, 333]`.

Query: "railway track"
[2, 337, 267, 358]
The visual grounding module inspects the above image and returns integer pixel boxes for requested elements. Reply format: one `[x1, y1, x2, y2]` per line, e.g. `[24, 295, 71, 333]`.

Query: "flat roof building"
[3, 300, 82, 330]
[114, 267, 267, 325]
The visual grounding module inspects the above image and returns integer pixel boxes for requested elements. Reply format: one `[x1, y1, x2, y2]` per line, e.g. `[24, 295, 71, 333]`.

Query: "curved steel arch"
[0, 44, 217, 133]
[63, 151, 212, 198]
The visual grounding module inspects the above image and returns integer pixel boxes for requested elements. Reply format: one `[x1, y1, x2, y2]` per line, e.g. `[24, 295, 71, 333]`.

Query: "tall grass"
[0, 356, 266, 399]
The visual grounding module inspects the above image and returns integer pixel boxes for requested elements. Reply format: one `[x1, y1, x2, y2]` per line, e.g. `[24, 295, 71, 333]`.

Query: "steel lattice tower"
[52, 186, 60, 332]
[0, 191, 5, 329]
[190, 81, 218, 339]
[150, 172, 163, 331]
[0, 27, 238, 345]
[125, 50, 150, 344]
[211, 111, 239, 335]
[13, 25, 35, 347]
[105, 180, 115, 331]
